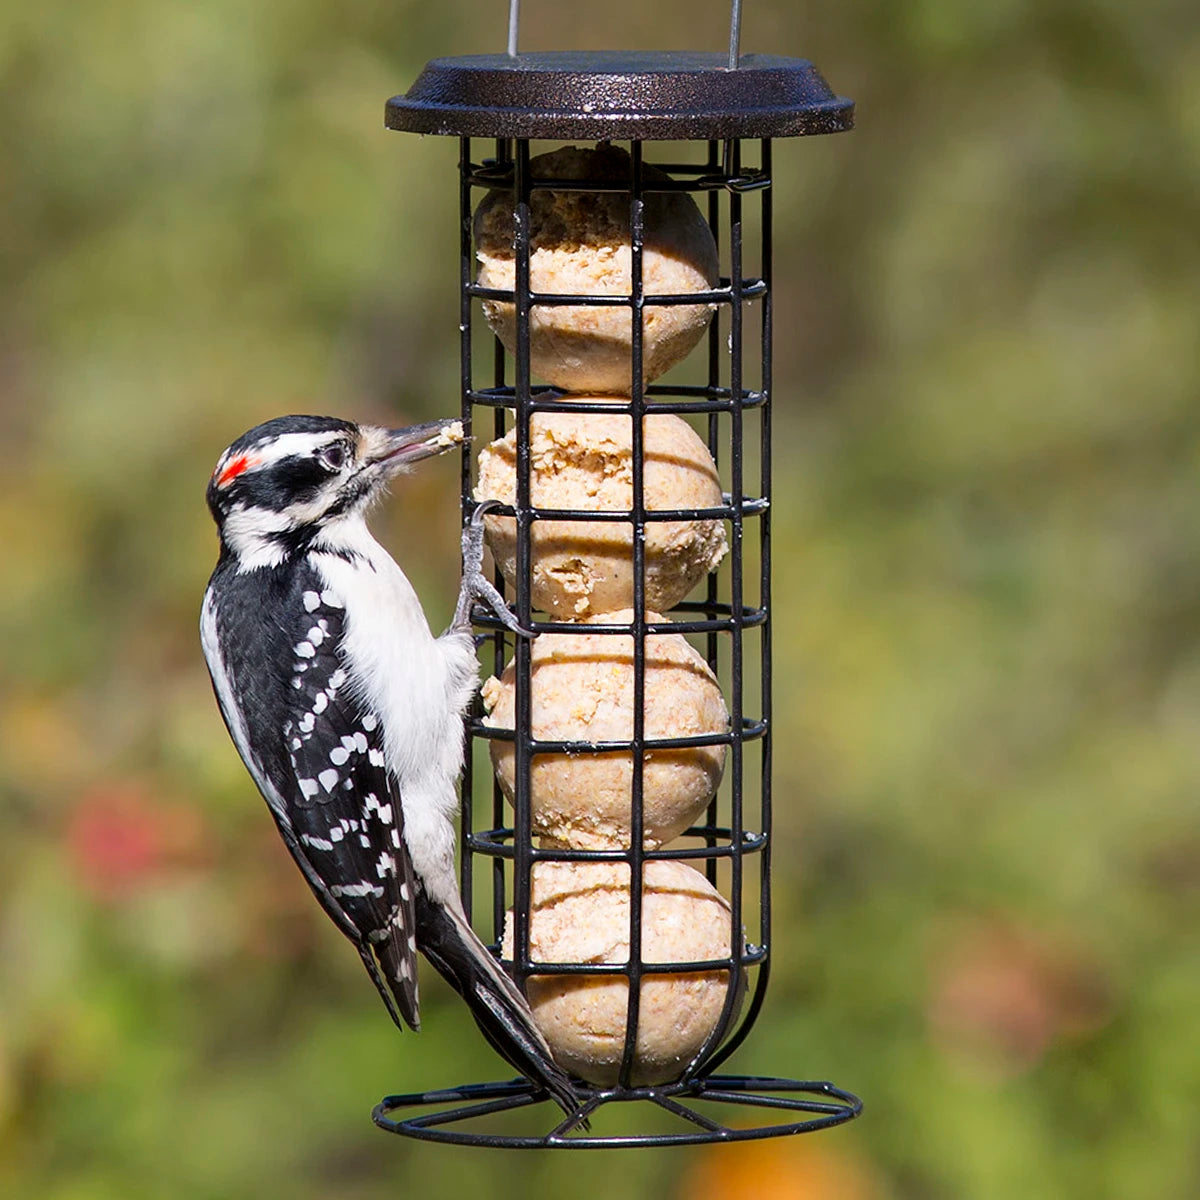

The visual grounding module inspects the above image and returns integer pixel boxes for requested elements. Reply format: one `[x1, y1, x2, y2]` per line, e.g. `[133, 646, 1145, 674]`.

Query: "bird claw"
[454, 502, 537, 639]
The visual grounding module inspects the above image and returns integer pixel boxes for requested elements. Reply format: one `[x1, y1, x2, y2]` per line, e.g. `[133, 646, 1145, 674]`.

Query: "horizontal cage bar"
[468, 599, 767, 635]
[464, 497, 766, 521]
[373, 1076, 862, 1150]
[496, 947, 767, 977]
[465, 827, 768, 861]
[467, 387, 767, 414]
[472, 715, 767, 751]
[465, 279, 767, 305]
[464, 166, 769, 194]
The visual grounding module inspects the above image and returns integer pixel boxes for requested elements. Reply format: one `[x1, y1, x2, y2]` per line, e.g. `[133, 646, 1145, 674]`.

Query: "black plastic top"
[385, 51, 853, 140]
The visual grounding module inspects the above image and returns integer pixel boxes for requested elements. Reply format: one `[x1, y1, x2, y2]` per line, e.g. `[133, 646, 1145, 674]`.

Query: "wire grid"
[466, 136, 767, 1074]
[376, 135, 859, 1145]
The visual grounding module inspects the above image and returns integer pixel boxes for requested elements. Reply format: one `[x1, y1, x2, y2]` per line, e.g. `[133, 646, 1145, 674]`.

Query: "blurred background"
[3, 1, 1199, 1196]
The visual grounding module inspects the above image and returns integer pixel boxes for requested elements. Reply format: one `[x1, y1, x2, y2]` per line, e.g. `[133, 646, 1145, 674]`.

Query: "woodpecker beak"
[362, 419, 465, 473]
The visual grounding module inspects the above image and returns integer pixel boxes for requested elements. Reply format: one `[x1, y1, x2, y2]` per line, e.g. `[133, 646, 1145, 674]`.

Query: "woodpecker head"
[207, 414, 462, 564]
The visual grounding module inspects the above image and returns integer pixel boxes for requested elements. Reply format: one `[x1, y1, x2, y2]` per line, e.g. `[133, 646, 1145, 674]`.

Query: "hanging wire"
[508, 0, 520, 57]
[507, 0, 742, 64]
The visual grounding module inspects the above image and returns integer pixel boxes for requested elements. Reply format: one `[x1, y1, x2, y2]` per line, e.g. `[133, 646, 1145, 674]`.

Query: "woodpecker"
[200, 414, 578, 1115]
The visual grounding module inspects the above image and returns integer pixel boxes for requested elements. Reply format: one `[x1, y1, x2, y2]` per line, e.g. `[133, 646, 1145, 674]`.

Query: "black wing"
[202, 557, 420, 1030]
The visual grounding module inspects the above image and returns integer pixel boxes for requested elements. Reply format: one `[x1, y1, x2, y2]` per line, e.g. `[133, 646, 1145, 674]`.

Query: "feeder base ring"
[372, 1074, 861, 1149]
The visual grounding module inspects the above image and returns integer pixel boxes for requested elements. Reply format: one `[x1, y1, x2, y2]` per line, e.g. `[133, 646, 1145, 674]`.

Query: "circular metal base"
[373, 1075, 861, 1149]
[386, 51, 854, 140]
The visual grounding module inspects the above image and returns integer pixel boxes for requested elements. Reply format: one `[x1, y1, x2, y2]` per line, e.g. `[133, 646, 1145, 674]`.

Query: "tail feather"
[415, 888, 582, 1118]
[371, 932, 421, 1031]
[355, 942, 406, 1031]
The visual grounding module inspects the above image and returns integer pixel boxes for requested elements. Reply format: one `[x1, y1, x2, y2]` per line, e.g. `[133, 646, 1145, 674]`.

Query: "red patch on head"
[216, 453, 254, 487]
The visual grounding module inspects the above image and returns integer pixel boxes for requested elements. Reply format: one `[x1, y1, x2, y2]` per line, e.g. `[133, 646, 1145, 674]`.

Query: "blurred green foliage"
[2, 1, 1199, 1197]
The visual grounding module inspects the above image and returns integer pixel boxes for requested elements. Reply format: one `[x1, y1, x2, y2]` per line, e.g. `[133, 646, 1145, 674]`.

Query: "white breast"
[311, 517, 478, 897]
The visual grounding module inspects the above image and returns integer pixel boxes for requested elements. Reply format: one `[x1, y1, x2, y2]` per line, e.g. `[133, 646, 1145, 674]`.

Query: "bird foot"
[454, 502, 536, 639]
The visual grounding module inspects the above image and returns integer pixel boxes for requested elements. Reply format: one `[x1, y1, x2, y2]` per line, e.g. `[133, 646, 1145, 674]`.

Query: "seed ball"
[474, 411, 727, 619]
[481, 611, 727, 850]
[474, 144, 719, 393]
[502, 860, 745, 1087]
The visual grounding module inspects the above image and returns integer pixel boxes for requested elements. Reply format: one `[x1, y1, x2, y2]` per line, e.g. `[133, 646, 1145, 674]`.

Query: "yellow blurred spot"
[678, 1136, 881, 1200]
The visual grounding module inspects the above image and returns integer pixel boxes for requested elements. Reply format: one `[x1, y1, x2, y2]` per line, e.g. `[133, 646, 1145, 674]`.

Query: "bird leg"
[453, 501, 536, 638]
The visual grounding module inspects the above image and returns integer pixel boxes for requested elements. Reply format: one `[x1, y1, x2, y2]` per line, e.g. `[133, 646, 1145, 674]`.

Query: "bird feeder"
[374, 1, 861, 1147]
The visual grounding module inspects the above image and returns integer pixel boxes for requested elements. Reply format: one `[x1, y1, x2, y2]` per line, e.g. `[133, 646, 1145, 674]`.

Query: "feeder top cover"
[386, 51, 853, 141]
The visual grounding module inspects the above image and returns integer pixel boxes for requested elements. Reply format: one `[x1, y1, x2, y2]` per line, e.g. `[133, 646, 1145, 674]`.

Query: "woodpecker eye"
[318, 443, 349, 472]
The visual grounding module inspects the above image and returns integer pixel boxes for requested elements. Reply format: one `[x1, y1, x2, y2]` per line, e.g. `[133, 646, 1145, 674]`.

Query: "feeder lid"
[386, 51, 853, 140]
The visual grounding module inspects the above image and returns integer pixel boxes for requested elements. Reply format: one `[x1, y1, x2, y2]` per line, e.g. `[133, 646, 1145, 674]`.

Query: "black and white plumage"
[200, 414, 578, 1115]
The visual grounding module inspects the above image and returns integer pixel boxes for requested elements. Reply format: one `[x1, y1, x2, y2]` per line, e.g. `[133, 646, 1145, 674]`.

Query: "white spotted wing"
[202, 564, 419, 1029]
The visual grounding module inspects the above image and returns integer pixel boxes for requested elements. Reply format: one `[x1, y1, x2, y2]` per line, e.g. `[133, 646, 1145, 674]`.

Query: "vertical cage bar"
[458, 137, 476, 916]
[492, 137, 511, 426]
[617, 139, 648, 1091]
[726, 136, 748, 1047]
[511, 138, 535, 989]
[702, 138, 773, 1075]
[758, 136, 774, 977]
[490, 137, 511, 944]
[685, 138, 756, 1082]
[703, 137, 722, 890]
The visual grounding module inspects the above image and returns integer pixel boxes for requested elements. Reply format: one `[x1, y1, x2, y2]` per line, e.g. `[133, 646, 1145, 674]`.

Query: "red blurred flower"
[66, 781, 212, 901]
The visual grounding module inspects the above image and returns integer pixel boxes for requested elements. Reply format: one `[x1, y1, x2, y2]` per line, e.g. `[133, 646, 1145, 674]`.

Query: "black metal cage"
[375, 44, 859, 1149]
